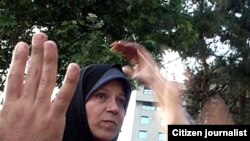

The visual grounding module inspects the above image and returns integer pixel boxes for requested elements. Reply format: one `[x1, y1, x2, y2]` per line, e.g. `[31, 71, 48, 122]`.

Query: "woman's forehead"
[97, 80, 125, 94]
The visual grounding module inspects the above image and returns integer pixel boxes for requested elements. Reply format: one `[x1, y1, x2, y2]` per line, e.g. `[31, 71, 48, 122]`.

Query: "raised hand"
[0, 32, 80, 141]
[110, 40, 158, 87]
[111, 41, 190, 125]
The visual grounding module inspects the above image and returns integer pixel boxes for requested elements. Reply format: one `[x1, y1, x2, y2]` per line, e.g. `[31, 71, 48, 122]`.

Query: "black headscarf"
[63, 64, 132, 141]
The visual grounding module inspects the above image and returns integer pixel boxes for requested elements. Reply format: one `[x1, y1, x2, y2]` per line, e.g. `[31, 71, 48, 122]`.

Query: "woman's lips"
[102, 120, 117, 127]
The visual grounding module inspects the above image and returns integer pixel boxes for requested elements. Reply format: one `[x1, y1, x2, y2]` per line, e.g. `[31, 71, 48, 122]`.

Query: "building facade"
[130, 86, 167, 141]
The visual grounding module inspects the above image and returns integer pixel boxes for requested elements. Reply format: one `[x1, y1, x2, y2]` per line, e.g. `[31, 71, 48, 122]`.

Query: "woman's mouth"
[102, 120, 117, 127]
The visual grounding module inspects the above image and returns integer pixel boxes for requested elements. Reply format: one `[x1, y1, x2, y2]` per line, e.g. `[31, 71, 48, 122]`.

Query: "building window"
[143, 87, 154, 95]
[140, 116, 149, 124]
[158, 132, 166, 141]
[139, 130, 147, 139]
[142, 102, 156, 111]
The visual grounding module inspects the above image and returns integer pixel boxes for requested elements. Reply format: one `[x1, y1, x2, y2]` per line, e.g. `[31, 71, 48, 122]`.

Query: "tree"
[180, 0, 250, 124]
[0, 0, 190, 89]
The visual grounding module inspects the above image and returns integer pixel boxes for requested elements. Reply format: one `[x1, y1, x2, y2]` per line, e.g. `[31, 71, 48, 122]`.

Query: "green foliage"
[0, 0, 186, 89]
[182, 0, 250, 124]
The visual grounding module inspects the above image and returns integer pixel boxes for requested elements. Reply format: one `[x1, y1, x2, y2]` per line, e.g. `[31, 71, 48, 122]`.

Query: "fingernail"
[32, 33, 47, 44]
[15, 42, 28, 55]
[68, 63, 79, 72]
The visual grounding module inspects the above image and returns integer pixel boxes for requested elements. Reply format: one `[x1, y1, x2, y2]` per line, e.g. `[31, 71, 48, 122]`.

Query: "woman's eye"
[95, 93, 106, 100]
[117, 98, 125, 107]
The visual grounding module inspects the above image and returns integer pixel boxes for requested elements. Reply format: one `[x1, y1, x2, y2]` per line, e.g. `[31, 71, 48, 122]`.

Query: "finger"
[51, 63, 80, 117]
[4, 42, 29, 102]
[110, 41, 138, 63]
[126, 42, 157, 66]
[35, 41, 58, 108]
[23, 33, 47, 100]
[111, 41, 155, 66]
[122, 65, 134, 78]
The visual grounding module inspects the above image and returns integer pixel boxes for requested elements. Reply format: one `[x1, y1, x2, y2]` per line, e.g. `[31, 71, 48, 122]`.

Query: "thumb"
[122, 65, 134, 78]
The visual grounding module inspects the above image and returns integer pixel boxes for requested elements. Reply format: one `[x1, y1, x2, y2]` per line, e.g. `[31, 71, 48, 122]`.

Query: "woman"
[63, 64, 131, 141]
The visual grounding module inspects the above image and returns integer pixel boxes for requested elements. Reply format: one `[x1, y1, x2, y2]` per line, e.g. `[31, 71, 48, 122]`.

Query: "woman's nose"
[106, 98, 120, 114]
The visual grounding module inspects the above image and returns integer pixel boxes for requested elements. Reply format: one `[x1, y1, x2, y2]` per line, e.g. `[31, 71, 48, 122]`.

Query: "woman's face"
[86, 80, 126, 141]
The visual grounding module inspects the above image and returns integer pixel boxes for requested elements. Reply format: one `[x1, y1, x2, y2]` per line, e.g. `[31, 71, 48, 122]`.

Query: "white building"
[130, 86, 166, 141]
[130, 82, 186, 141]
